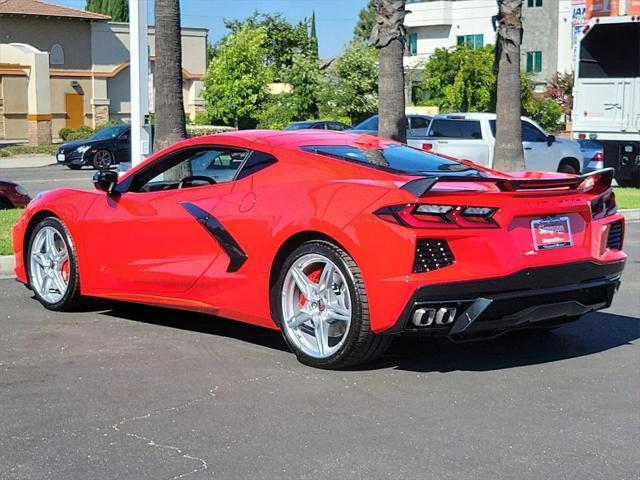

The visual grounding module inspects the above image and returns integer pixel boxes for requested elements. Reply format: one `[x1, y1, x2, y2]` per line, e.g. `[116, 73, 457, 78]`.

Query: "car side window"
[311, 123, 326, 129]
[429, 119, 483, 139]
[119, 131, 130, 141]
[521, 121, 547, 142]
[327, 122, 347, 131]
[132, 147, 249, 192]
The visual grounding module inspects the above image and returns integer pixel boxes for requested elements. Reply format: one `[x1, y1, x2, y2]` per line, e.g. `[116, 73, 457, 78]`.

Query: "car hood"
[58, 138, 107, 151]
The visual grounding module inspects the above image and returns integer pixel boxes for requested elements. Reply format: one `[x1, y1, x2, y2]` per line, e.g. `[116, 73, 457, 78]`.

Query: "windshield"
[301, 144, 479, 174]
[91, 126, 126, 140]
[352, 116, 379, 131]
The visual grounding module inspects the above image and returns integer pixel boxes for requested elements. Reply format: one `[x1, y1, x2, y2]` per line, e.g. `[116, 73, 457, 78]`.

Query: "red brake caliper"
[299, 267, 322, 306]
[61, 260, 70, 282]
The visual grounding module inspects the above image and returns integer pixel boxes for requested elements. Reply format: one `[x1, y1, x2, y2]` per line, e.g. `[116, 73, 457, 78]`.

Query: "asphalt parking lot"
[0, 217, 638, 479]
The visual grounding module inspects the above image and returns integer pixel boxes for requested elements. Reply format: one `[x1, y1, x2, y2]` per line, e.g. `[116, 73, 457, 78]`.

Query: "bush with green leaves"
[319, 41, 378, 124]
[525, 97, 563, 131]
[203, 26, 273, 128]
[58, 125, 94, 141]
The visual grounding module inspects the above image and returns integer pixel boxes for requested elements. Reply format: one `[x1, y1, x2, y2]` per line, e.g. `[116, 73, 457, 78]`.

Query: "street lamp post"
[129, 0, 150, 167]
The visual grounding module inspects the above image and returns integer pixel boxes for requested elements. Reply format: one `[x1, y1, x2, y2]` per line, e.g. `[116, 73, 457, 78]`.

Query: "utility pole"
[129, 0, 150, 167]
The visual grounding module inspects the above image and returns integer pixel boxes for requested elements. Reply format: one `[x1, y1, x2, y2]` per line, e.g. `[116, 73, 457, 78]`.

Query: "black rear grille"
[414, 239, 455, 273]
[607, 221, 623, 250]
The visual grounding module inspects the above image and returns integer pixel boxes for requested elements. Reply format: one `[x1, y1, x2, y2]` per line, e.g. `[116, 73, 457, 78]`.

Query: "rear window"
[301, 144, 478, 174]
[429, 119, 483, 139]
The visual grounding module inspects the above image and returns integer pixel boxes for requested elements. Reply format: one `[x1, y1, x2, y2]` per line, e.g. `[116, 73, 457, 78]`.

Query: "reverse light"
[374, 204, 499, 229]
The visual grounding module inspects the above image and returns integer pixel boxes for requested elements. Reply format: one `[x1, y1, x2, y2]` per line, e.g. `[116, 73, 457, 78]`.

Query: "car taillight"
[421, 143, 433, 151]
[591, 190, 617, 219]
[374, 204, 499, 229]
[593, 151, 603, 162]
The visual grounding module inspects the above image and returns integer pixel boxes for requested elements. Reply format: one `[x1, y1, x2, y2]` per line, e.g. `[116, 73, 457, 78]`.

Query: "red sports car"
[12, 131, 626, 368]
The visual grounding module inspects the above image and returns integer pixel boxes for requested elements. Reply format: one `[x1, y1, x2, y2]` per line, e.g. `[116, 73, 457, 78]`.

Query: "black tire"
[26, 217, 85, 311]
[273, 240, 392, 369]
[67, 165, 82, 170]
[92, 149, 113, 170]
[558, 159, 579, 175]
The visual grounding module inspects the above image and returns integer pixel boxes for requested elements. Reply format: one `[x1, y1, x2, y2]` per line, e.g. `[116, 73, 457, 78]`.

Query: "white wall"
[404, 0, 497, 68]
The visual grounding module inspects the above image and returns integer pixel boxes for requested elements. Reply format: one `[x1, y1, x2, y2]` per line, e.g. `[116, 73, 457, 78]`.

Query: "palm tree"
[493, 0, 525, 171]
[153, 0, 187, 152]
[371, 0, 407, 143]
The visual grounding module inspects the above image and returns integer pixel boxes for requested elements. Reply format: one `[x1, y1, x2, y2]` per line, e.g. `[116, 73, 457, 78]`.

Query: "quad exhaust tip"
[412, 307, 457, 327]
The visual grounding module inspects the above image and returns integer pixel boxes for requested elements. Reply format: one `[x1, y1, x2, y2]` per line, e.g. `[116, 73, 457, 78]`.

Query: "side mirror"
[547, 134, 556, 146]
[93, 170, 119, 194]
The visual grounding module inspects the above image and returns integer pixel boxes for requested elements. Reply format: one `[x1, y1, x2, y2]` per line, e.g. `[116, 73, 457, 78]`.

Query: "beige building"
[0, 0, 207, 144]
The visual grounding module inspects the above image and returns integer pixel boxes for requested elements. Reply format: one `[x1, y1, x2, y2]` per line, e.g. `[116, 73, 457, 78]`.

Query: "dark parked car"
[577, 139, 605, 173]
[0, 179, 31, 209]
[284, 120, 351, 131]
[56, 125, 130, 170]
[349, 114, 432, 138]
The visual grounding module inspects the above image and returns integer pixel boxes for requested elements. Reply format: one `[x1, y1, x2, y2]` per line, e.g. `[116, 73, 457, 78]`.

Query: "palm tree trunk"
[153, 0, 187, 153]
[372, 0, 407, 143]
[493, 0, 525, 171]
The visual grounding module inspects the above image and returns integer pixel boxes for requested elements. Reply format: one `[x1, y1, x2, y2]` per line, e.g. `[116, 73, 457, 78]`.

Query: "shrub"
[193, 112, 212, 125]
[186, 125, 236, 137]
[59, 125, 94, 141]
[525, 97, 563, 132]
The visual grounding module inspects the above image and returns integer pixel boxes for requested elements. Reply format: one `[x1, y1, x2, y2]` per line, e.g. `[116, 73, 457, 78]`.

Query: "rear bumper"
[384, 260, 625, 338]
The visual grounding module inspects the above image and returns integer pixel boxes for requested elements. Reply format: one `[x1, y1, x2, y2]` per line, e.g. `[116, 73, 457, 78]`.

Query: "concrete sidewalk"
[0, 155, 56, 169]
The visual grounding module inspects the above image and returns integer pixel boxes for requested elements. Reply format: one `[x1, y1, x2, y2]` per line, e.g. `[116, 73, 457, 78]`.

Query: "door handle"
[524, 147, 532, 150]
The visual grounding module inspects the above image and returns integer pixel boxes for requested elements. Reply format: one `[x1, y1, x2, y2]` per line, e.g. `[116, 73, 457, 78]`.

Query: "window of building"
[50, 44, 64, 65]
[526, 51, 543, 73]
[408, 32, 418, 55]
[456, 34, 484, 49]
[527, 0, 543, 6]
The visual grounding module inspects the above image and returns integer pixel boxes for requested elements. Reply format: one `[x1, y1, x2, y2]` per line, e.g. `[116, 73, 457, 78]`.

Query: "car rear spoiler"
[401, 168, 615, 196]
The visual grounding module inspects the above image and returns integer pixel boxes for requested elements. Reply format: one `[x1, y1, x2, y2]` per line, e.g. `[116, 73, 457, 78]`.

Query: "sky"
[54, 0, 367, 58]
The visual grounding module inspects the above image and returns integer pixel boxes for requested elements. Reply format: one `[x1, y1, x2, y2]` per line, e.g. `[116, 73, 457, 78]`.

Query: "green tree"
[319, 42, 378, 124]
[310, 10, 319, 58]
[85, 0, 128, 22]
[222, 12, 310, 80]
[286, 53, 321, 120]
[420, 45, 534, 114]
[354, 0, 377, 42]
[203, 26, 273, 128]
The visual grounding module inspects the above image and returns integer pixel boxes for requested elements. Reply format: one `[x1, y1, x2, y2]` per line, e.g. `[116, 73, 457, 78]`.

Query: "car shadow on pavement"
[373, 311, 640, 373]
[94, 301, 639, 373]
[99, 301, 290, 353]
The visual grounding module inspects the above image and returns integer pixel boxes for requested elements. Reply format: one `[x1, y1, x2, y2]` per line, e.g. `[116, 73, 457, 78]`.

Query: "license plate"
[57, 154, 65, 162]
[531, 216, 572, 251]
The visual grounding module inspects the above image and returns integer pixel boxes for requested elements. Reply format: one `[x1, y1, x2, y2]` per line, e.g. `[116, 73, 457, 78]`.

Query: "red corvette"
[12, 130, 626, 368]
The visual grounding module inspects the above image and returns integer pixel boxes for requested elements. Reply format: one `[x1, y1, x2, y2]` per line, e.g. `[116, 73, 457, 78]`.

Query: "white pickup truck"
[407, 112, 585, 174]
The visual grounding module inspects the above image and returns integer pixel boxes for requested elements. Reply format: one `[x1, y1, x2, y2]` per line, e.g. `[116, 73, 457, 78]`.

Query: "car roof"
[195, 129, 393, 150]
[432, 112, 536, 122]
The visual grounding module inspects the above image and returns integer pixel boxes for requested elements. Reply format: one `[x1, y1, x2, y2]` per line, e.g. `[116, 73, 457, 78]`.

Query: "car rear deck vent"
[414, 239, 455, 273]
[607, 221, 623, 250]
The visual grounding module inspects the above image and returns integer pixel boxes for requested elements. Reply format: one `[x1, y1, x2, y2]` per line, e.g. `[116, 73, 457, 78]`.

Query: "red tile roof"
[0, 0, 111, 20]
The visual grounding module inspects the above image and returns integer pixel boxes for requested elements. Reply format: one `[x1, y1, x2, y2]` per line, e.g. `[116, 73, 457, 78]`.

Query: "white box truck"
[572, 15, 640, 187]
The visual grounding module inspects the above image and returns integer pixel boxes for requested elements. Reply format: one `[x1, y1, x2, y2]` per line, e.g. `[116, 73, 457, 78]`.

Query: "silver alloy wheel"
[94, 150, 112, 169]
[281, 254, 352, 359]
[29, 226, 69, 304]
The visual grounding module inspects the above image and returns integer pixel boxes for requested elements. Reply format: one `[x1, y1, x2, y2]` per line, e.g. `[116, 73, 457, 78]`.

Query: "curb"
[621, 208, 640, 222]
[0, 254, 15, 279]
